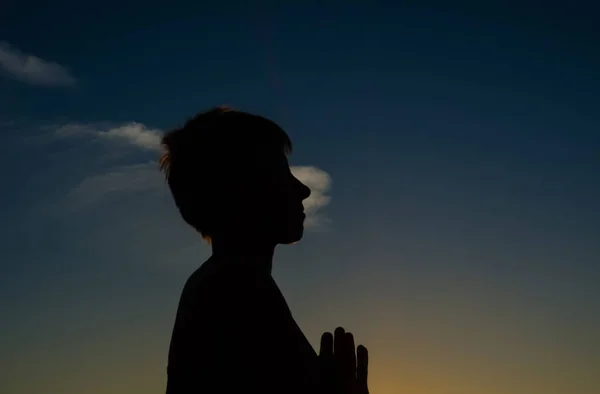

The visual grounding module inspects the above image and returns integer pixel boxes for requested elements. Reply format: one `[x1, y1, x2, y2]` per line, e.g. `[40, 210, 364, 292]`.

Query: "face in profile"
[271, 156, 312, 244]
[232, 151, 311, 245]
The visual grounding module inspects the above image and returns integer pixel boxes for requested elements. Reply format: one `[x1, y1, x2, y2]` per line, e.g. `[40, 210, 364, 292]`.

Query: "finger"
[333, 327, 345, 356]
[319, 331, 333, 357]
[319, 332, 335, 390]
[333, 327, 347, 388]
[357, 345, 369, 393]
[344, 332, 357, 379]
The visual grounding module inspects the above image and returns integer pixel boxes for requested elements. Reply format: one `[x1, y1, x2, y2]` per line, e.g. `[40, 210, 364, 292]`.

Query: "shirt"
[166, 256, 320, 393]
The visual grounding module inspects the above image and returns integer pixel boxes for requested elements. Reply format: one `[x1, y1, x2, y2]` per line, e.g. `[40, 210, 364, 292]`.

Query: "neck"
[210, 236, 276, 274]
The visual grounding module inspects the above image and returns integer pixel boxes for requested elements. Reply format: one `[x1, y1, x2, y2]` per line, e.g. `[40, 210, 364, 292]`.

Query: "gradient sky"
[1, 2, 599, 394]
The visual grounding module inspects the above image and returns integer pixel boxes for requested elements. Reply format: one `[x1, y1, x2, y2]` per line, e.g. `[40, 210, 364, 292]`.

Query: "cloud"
[56, 122, 161, 150]
[0, 41, 76, 86]
[58, 122, 331, 229]
[65, 162, 162, 209]
[291, 166, 331, 228]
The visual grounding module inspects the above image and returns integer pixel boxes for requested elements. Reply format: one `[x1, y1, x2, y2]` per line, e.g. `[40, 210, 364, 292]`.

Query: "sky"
[1, 1, 599, 393]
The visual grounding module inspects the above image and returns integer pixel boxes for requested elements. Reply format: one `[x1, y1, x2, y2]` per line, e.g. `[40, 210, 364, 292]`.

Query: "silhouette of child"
[161, 106, 367, 393]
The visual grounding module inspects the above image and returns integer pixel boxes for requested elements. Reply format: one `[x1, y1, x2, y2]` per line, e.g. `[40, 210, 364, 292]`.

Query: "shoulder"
[179, 265, 208, 303]
[180, 262, 270, 310]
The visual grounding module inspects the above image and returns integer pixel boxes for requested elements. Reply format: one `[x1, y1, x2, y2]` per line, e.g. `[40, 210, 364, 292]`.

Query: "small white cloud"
[291, 166, 332, 228]
[101, 123, 161, 150]
[56, 122, 162, 151]
[0, 41, 76, 86]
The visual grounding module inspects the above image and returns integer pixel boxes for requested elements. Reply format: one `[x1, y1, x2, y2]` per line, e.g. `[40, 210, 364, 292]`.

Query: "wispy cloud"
[65, 162, 162, 209]
[57, 122, 332, 229]
[0, 41, 76, 86]
[56, 122, 161, 150]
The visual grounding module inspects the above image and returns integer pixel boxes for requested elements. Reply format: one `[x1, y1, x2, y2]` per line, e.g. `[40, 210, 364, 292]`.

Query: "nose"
[296, 178, 311, 200]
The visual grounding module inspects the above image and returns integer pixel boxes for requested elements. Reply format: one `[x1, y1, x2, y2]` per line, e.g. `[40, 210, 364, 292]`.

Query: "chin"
[278, 227, 304, 245]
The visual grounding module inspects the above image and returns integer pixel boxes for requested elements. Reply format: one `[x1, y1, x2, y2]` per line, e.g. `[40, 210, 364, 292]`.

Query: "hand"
[318, 327, 369, 394]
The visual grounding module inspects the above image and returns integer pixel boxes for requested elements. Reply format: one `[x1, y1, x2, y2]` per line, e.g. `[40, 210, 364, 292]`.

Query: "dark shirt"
[166, 256, 319, 393]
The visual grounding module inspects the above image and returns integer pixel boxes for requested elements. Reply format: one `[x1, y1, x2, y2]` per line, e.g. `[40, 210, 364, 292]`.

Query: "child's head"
[160, 106, 311, 245]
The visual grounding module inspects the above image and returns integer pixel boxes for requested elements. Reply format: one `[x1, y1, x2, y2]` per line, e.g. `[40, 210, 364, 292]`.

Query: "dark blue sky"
[1, 2, 599, 394]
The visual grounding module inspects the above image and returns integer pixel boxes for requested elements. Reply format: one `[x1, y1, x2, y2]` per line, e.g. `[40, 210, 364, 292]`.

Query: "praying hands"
[318, 327, 369, 394]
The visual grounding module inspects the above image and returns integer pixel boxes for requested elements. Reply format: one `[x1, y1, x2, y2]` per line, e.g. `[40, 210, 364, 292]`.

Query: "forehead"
[237, 149, 290, 173]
